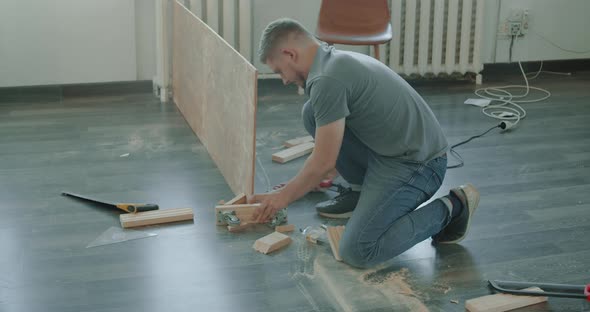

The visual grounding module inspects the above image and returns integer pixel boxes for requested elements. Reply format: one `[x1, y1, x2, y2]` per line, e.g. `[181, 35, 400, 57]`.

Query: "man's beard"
[295, 71, 306, 88]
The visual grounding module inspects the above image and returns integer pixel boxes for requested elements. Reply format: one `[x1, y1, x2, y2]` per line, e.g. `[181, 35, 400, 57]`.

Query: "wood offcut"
[224, 192, 247, 205]
[227, 223, 254, 232]
[272, 142, 314, 163]
[327, 225, 345, 261]
[275, 224, 295, 233]
[253, 231, 292, 254]
[283, 135, 314, 148]
[465, 287, 548, 312]
[120, 208, 194, 228]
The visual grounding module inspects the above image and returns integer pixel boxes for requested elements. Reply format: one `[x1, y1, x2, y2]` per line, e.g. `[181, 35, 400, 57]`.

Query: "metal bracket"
[269, 208, 288, 228]
[217, 210, 241, 226]
[218, 207, 288, 228]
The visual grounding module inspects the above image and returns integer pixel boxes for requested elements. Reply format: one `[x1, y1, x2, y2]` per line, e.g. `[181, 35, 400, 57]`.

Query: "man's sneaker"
[433, 183, 480, 244]
[316, 188, 360, 219]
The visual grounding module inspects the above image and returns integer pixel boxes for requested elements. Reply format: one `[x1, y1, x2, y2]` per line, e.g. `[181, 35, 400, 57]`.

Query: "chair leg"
[373, 44, 380, 60]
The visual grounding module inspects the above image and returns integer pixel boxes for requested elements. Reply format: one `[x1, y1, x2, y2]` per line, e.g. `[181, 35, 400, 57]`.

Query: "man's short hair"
[257, 18, 313, 63]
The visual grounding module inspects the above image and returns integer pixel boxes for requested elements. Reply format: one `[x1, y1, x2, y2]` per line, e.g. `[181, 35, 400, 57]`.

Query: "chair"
[315, 0, 392, 60]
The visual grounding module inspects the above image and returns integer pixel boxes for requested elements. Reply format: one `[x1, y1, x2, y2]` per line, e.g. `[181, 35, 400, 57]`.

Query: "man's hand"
[248, 192, 289, 223]
[251, 119, 345, 222]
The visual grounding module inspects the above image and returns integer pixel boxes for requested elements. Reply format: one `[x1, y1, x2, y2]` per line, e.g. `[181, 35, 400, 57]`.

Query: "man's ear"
[280, 48, 297, 62]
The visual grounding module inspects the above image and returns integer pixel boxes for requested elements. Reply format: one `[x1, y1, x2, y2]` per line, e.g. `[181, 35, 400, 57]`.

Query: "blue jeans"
[303, 101, 451, 268]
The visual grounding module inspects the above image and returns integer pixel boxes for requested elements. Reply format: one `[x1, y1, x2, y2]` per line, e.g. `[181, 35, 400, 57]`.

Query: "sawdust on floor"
[362, 268, 415, 296]
[432, 281, 452, 294]
[359, 267, 430, 312]
[295, 244, 432, 312]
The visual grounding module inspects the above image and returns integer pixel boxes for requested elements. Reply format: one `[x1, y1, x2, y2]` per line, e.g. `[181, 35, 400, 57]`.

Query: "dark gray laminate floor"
[1, 72, 589, 312]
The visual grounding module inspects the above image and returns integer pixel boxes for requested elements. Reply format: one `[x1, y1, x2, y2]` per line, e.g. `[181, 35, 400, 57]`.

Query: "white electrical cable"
[525, 61, 571, 80]
[532, 30, 590, 54]
[474, 37, 552, 126]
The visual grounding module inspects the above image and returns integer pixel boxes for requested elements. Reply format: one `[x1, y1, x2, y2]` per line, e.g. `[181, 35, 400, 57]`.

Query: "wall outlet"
[521, 9, 530, 34]
[510, 22, 522, 36]
[499, 8, 529, 38]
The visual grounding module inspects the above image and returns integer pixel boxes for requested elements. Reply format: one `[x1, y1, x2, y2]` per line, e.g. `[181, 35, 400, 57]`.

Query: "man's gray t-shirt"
[304, 43, 448, 163]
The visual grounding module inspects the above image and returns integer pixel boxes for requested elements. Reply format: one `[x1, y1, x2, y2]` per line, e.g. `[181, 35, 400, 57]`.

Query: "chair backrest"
[316, 0, 391, 39]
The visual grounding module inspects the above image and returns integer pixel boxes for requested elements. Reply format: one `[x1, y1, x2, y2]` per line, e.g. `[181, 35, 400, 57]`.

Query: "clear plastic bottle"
[300, 225, 327, 244]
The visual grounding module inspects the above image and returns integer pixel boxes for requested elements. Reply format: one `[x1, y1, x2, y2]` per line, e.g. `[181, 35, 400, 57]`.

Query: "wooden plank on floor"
[272, 142, 314, 163]
[465, 287, 548, 312]
[275, 224, 295, 233]
[253, 231, 292, 254]
[227, 223, 253, 232]
[327, 225, 345, 261]
[172, 0, 257, 195]
[225, 192, 247, 205]
[120, 208, 194, 228]
[283, 135, 314, 148]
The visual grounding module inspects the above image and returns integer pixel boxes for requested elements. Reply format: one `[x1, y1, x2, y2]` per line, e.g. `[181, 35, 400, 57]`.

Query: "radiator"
[388, 0, 484, 77]
[186, 0, 252, 62]
[179, 0, 484, 78]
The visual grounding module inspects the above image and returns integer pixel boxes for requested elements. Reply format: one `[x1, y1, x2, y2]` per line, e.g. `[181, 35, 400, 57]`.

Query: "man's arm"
[283, 118, 344, 202]
[249, 118, 345, 222]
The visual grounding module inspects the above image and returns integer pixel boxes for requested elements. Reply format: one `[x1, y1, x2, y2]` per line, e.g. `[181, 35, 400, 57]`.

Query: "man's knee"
[302, 100, 315, 136]
[338, 236, 374, 269]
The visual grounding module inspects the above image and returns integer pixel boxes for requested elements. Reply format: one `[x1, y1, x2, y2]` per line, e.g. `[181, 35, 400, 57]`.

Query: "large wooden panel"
[172, 0, 257, 195]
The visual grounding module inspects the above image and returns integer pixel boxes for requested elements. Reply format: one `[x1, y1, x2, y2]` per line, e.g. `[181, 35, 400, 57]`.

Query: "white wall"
[3, 0, 589, 88]
[135, 0, 157, 81]
[0, 0, 138, 88]
[482, 0, 590, 63]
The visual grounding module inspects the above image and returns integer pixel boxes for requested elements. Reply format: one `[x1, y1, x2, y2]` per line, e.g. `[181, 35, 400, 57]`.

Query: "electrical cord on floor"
[474, 60, 551, 127]
[450, 57, 564, 169]
[447, 123, 507, 169]
[451, 33, 574, 169]
[473, 35, 552, 130]
[526, 60, 571, 80]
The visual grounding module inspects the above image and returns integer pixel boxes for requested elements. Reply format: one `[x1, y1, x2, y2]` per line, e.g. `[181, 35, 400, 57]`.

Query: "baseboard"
[0, 80, 153, 100]
[482, 58, 590, 75]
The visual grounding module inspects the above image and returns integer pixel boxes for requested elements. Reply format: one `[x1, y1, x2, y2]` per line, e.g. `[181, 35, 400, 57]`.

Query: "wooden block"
[173, 1, 257, 196]
[272, 142, 314, 163]
[327, 225, 345, 261]
[253, 231, 291, 254]
[283, 135, 314, 148]
[224, 192, 247, 205]
[215, 203, 261, 225]
[227, 223, 253, 232]
[275, 224, 295, 233]
[120, 208, 194, 228]
[465, 287, 548, 312]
